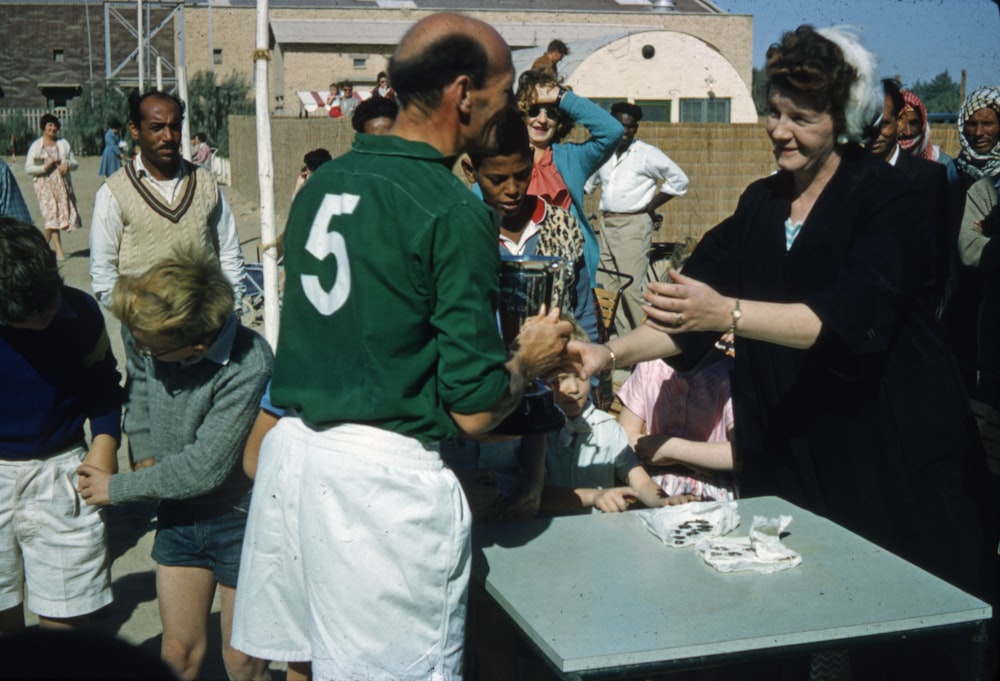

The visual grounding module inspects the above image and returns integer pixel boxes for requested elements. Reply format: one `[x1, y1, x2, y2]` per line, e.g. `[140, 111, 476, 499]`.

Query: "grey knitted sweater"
[109, 323, 273, 505]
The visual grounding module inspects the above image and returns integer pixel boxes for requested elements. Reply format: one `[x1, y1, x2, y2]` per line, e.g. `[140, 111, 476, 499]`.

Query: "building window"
[214, 49, 223, 65]
[353, 57, 366, 70]
[634, 100, 671, 123]
[590, 99, 671, 123]
[679, 98, 731, 123]
[53, 50, 64, 63]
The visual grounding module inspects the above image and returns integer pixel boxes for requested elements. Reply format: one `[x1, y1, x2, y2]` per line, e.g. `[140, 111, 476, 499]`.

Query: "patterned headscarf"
[898, 90, 938, 162]
[956, 85, 1000, 182]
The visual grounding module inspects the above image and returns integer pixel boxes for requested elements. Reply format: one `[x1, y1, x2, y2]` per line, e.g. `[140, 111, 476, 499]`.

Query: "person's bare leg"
[46, 229, 65, 259]
[38, 614, 89, 630]
[157, 564, 216, 681]
[219, 584, 270, 681]
[286, 661, 311, 681]
[0, 604, 25, 636]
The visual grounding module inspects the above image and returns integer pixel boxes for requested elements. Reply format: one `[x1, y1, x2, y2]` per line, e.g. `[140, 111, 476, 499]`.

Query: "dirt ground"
[7, 154, 284, 680]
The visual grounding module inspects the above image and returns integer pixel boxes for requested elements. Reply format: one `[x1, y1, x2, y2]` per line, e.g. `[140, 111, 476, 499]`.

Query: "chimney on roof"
[651, 0, 676, 10]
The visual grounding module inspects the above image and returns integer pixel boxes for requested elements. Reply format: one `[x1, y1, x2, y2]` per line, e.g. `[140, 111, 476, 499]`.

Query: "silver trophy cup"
[494, 255, 570, 435]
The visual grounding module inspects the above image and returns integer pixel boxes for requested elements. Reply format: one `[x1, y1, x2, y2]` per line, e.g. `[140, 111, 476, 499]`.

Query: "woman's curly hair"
[764, 25, 879, 145]
[515, 69, 575, 143]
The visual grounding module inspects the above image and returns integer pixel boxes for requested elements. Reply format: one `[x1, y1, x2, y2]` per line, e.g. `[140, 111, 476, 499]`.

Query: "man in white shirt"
[90, 91, 244, 309]
[586, 101, 688, 333]
[336, 81, 363, 119]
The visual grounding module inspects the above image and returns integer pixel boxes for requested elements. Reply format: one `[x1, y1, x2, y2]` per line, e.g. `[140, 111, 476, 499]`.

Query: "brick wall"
[229, 117, 964, 242]
[0, 5, 175, 108]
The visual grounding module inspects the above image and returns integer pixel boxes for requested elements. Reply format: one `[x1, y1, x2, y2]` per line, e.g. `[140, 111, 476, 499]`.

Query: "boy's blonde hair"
[561, 312, 589, 344]
[110, 253, 233, 346]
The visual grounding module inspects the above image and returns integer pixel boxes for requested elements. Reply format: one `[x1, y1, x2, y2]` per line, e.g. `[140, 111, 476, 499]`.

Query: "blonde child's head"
[111, 252, 233, 359]
[552, 313, 591, 417]
[562, 312, 589, 344]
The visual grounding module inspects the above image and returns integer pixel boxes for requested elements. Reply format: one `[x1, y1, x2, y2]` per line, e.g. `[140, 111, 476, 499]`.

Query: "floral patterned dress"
[32, 142, 80, 232]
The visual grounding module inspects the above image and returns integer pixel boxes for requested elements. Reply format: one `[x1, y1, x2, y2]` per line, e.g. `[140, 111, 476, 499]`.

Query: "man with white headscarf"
[940, 86, 1000, 391]
[956, 86, 1000, 406]
[956, 85, 1000, 187]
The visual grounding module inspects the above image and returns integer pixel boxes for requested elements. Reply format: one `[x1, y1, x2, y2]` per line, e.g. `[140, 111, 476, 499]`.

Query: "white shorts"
[232, 418, 471, 681]
[0, 447, 111, 619]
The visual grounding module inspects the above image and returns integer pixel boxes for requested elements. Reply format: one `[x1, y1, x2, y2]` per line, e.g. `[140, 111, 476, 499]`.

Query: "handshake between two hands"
[507, 304, 618, 383]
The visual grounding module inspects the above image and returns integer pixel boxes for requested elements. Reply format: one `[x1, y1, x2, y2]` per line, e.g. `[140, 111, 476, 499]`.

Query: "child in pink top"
[616, 356, 737, 500]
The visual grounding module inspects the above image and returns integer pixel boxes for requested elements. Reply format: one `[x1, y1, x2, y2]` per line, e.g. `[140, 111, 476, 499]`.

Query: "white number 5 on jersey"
[302, 193, 358, 315]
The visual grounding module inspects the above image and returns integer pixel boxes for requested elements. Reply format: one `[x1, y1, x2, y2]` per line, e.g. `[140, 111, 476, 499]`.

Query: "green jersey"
[272, 134, 510, 443]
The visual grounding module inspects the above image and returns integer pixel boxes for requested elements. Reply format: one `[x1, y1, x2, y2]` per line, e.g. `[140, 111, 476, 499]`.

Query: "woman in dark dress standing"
[98, 119, 123, 178]
[570, 25, 997, 679]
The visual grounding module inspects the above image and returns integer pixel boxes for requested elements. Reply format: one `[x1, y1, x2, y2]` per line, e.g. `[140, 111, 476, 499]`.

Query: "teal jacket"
[551, 91, 624, 287]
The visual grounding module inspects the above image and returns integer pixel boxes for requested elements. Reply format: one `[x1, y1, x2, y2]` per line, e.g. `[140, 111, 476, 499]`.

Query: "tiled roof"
[0, 0, 723, 12]
[220, 0, 722, 13]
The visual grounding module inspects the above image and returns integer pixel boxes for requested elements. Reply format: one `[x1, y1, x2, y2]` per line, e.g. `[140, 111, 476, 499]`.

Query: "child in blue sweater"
[0, 217, 122, 635]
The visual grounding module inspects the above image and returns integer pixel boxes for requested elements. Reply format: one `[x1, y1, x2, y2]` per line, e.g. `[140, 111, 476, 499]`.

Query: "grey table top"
[472, 496, 992, 676]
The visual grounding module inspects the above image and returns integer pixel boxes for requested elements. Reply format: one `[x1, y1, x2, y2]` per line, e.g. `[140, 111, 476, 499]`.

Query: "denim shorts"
[151, 492, 251, 586]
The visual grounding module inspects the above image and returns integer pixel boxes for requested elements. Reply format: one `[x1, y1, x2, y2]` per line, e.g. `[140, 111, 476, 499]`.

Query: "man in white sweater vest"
[89, 91, 244, 310]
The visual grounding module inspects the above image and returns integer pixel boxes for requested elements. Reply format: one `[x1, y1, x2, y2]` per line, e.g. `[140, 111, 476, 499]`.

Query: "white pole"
[84, 0, 94, 105]
[156, 56, 163, 91]
[176, 65, 192, 162]
[255, 0, 279, 348]
[137, 0, 144, 92]
[208, 0, 215, 75]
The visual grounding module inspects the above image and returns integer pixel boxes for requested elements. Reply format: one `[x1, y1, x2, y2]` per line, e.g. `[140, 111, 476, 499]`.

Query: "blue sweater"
[1, 287, 123, 459]
[551, 92, 624, 287]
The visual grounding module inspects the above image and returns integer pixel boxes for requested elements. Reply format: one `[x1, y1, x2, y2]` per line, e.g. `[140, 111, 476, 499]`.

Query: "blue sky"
[716, 0, 999, 91]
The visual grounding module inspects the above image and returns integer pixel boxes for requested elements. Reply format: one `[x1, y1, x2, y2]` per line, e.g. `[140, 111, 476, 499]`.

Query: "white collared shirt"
[90, 155, 245, 308]
[497, 201, 545, 255]
[586, 139, 689, 213]
[180, 314, 238, 367]
[887, 144, 901, 166]
[545, 402, 640, 507]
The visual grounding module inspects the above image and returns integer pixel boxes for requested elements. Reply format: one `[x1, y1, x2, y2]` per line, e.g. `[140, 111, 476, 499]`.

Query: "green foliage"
[751, 67, 768, 117]
[0, 113, 34, 157]
[185, 70, 254, 157]
[910, 70, 961, 114]
[65, 81, 130, 156]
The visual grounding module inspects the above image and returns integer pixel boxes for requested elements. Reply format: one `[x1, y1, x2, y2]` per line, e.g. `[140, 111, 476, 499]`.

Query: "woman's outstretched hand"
[643, 269, 731, 334]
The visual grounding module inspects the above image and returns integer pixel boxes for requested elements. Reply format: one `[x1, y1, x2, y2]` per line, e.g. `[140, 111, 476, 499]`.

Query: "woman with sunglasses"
[516, 70, 623, 339]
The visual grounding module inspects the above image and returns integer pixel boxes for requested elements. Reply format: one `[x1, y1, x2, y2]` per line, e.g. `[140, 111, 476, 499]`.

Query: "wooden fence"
[228, 116, 962, 243]
[0, 107, 71, 131]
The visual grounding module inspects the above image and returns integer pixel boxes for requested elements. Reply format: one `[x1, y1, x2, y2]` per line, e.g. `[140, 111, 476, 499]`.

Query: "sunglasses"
[132, 339, 195, 359]
[527, 104, 560, 120]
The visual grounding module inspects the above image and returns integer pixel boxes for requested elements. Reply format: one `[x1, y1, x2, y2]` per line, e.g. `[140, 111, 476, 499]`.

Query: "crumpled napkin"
[695, 515, 802, 573]
[635, 500, 740, 548]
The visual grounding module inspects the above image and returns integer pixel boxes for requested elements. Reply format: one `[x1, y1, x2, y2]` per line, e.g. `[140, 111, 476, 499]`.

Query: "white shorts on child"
[232, 417, 471, 681]
[0, 446, 111, 619]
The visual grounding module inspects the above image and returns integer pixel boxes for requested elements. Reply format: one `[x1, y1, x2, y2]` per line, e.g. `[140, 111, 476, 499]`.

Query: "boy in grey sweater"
[77, 254, 272, 681]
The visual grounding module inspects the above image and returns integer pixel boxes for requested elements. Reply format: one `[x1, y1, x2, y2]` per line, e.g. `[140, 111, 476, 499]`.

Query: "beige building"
[175, 0, 754, 121]
[512, 29, 758, 123]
